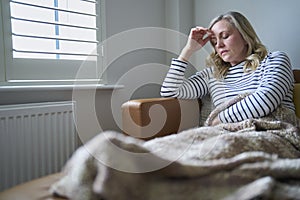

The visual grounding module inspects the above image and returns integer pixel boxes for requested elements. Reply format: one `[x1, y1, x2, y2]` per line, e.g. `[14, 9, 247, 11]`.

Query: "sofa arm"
[0, 173, 64, 200]
[121, 98, 200, 140]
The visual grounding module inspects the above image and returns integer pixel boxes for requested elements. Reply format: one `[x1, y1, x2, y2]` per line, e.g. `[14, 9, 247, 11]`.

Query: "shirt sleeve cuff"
[172, 58, 188, 65]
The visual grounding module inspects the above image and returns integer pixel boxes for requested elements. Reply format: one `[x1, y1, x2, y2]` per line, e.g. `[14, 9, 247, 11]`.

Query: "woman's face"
[210, 19, 248, 66]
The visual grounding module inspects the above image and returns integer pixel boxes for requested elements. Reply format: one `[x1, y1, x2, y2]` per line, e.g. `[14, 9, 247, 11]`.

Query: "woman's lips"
[220, 50, 228, 56]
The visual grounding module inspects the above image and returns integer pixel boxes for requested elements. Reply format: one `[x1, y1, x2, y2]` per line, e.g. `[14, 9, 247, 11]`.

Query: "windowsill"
[0, 83, 124, 92]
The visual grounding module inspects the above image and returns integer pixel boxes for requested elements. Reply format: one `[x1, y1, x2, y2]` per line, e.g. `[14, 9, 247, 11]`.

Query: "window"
[0, 0, 104, 83]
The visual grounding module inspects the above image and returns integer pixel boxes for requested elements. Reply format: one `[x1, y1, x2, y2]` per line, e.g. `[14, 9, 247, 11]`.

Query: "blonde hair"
[206, 11, 268, 79]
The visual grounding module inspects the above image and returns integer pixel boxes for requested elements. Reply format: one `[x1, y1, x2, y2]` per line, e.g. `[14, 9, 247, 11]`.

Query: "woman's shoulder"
[260, 51, 292, 72]
[265, 51, 290, 61]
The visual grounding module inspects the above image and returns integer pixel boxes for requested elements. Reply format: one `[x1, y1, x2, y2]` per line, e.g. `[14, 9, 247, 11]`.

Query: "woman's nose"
[216, 39, 224, 48]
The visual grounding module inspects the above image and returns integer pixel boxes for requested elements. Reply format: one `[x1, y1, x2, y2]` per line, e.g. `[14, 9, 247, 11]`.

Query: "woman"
[160, 11, 295, 126]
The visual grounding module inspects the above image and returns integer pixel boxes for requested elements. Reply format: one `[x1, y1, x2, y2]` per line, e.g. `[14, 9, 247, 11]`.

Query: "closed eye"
[221, 31, 231, 39]
[222, 34, 229, 39]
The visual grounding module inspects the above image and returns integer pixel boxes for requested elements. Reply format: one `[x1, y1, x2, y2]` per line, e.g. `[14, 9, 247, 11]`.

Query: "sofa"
[0, 70, 299, 200]
[122, 69, 300, 139]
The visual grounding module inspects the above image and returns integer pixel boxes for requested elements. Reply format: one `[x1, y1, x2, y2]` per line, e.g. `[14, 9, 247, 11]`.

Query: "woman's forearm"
[177, 46, 194, 62]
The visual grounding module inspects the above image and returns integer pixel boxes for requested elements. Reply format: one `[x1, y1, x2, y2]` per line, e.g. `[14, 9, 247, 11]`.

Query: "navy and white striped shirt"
[160, 51, 295, 123]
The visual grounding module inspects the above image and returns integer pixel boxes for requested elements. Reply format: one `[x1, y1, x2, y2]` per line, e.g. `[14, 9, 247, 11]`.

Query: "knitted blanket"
[50, 97, 300, 200]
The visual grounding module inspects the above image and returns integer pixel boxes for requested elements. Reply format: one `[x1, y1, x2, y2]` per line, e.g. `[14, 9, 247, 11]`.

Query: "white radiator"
[0, 101, 80, 191]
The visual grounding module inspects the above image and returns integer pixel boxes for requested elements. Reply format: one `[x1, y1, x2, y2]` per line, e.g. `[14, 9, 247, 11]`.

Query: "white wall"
[104, 0, 166, 86]
[194, 0, 300, 69]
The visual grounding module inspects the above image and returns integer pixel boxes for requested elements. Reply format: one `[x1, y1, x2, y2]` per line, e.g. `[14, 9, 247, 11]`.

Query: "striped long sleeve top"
[160, 51, 295, 123]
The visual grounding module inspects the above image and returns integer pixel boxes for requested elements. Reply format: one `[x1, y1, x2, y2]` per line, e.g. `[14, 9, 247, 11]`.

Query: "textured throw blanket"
[50, 96, 300, 200]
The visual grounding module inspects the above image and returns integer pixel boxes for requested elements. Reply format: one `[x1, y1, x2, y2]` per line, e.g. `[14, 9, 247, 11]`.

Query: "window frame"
[0, 0, 106, 85]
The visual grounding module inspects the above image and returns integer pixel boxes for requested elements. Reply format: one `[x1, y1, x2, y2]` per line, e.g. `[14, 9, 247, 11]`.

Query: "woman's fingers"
[190, 27, 213, 44]
[180, 27, 214, 60]
[202, 31, 214, 45]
